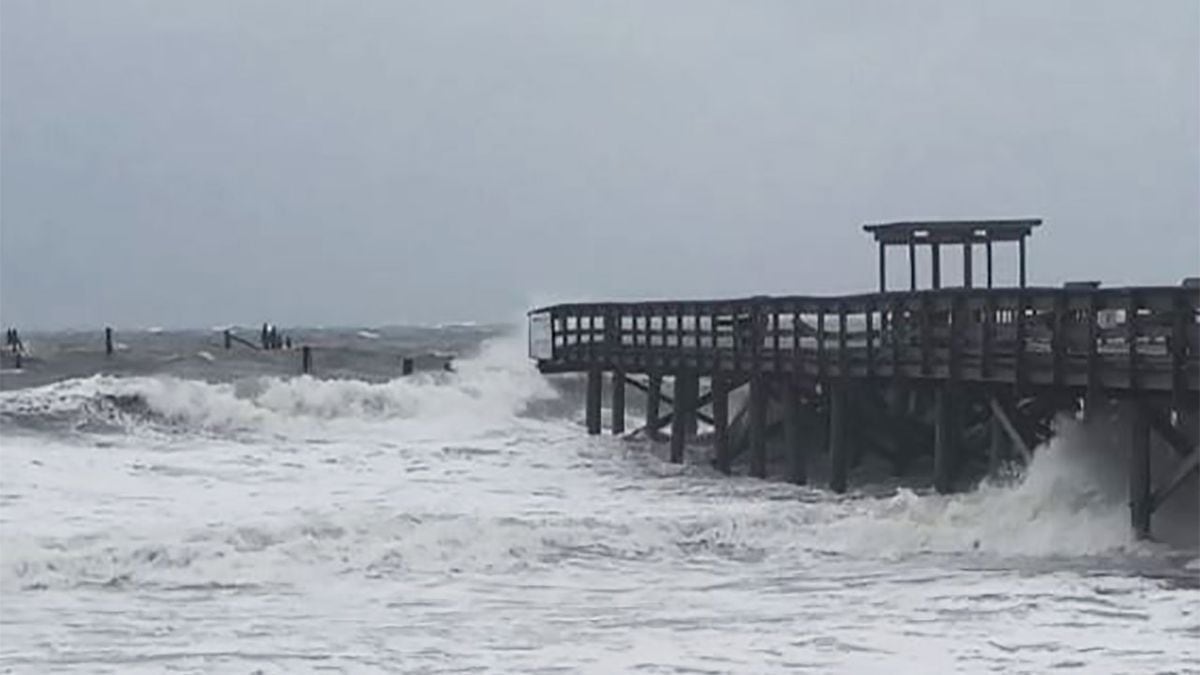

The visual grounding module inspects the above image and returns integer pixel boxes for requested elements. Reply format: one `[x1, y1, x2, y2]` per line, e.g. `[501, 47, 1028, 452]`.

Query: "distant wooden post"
[301, 345, 312, 374]
[586, 367, 602, 435]
[611, 370, 625, 435]
[401, 357, 414, 375]
[224, 330, 232, 350]
[105, 327, 114, 356]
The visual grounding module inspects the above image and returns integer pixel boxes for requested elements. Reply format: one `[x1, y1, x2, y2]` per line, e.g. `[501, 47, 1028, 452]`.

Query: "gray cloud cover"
[2, 1, 1197, 329]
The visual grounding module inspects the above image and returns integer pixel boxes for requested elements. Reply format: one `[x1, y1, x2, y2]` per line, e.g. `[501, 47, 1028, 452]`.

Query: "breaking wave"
[0, 337, 560, 438]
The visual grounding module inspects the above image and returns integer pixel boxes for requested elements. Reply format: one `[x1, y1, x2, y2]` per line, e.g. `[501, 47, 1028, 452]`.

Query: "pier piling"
[934, 385, 959, 493]
[749, 376, 767, 478]
[301, 346, 312, 374]
[783, 379, 806, 485]
[611, 370, 625, 435]
[1130, 404, 1152, 538]
[646, 373, 662, 439]
[586, 368, 602, 435]
[829, 383, 848, 493]
[712, 376, 731, 474]
[105, 327, 114, 356]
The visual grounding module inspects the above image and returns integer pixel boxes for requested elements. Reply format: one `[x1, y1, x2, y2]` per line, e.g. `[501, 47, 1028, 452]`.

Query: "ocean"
[0, 326, 1196, 673]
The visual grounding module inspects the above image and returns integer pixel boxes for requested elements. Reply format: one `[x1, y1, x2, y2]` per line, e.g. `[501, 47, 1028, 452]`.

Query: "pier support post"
[988, 411, 1006, 477]
[934, 385, 959, 493]
[646, 373, 662, 440]
[670, 406, 686, 463]
[301, 345, 312, 374]
[712, 376, 730, 475]
[224, 329, 232, 350]
[784, 379, 806, 485]
[1130, 404, 1152, 539]
[676, 372, 699, 439]
[586, 368, 602, 435]
[749, 376, 767, 478]
[611, 370, 625, 435]
[829, 383, 848, 493]
[401, 357, 414, 375]
[105, 327, 114, 356]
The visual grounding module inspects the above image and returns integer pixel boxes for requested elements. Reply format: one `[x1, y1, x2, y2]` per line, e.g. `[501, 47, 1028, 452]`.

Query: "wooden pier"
[528, 220, 1199, 538]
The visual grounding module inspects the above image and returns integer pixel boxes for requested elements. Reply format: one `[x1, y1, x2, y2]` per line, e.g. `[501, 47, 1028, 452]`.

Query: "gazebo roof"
[862, 218, 1041, 245]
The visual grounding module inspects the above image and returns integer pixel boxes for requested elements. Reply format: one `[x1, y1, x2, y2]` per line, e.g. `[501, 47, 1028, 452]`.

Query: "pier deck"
[528, 219, 1200, 538]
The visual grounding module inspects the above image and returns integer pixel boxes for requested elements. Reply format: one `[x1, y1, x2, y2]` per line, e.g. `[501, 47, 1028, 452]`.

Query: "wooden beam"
[878, 241, 887, 293]
[988, 396, 1033, 464]
[624, 379, 718, 439]
[1150, 450, 1199, 512]
[908, 238, 917, 290]
[1140, 401, 1198, 459]
[931, 243, 942, 289]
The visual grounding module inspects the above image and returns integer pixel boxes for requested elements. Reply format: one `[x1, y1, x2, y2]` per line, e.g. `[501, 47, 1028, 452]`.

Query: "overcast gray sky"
[2, 1, 1197, 329]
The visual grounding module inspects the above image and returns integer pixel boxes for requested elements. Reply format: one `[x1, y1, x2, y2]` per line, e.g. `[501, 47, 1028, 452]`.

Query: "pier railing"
[530, 285, 1199, 395]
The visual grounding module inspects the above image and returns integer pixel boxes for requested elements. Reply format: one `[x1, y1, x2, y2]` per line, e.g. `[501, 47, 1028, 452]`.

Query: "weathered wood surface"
[531, 286, 1199, 395]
